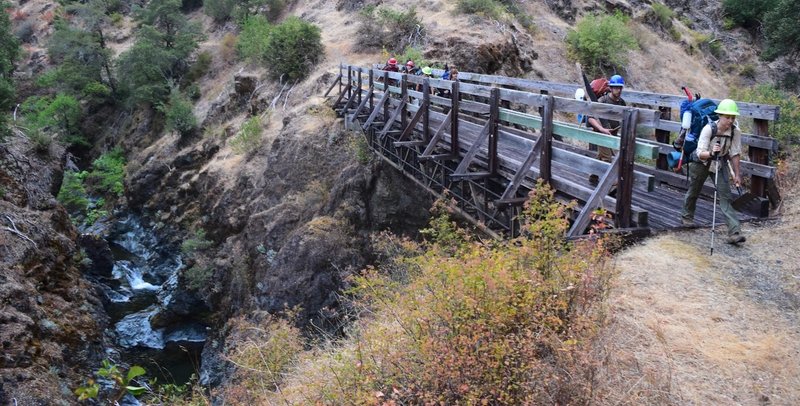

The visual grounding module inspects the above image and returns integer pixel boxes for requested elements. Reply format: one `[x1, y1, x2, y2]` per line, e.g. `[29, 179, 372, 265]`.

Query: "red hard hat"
[406, 60, 415, 67]
[388, 58, 397, 65]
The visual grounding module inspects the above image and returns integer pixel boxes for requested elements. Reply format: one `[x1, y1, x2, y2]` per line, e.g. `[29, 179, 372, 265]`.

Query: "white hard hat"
[575, 88, 586, 100]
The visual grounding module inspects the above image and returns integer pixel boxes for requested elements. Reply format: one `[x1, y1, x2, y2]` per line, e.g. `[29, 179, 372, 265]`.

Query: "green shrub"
[181, 229, 213, 254]
[651, 2, 674, 28]
[185, 265, 214, 290]
[230, 115, 263, 153]
[87, 148, 126, 197]
[263, 16, 323, 81]
[739, 64, 756, 79]
[356, 6, 424, 53]
[203, 0, 236, 22]
[456, 0, 506, 20]
[730, 84, 800, 147]
[722, 0, 777, 29]
[162, 89, 197, 136]
[236, 15, 271, 62]
[27, 128, 53, 154]
[57, 170, 89, 212]
[185, 50, 212, 83]
[763, 0, 800, 61]
[566, 12, 639, 76]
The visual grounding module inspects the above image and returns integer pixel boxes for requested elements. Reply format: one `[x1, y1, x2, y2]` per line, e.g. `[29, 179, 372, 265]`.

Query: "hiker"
[438, 67, 459, 98]
[382, 57, 399, 72]
[681, 99, 745, 244]
[404, 60, 420, 75]
[417, 66, 434, 93]
[587, 74, 626, 162]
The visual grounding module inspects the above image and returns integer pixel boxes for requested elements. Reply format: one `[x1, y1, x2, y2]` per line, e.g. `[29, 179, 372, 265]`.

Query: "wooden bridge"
[326, 64, 781, 238]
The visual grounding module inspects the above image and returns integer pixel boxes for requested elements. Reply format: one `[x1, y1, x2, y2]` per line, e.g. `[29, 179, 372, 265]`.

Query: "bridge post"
[338, 63, 343, 96]
[346, 66, 352, 101]
[368, 69, 374, 112]
[423, 78, 431, 142]
[489, 87, 500, 174]
[356, 68, 362, 106]
[383, 71, 389, 121]
[655, 106, 671, 170]
[401, 74, 408, 130]
[451, 81, 460, 155]
[750, 118, 769, 198]
[539, 95, 554, 185]
[615, 108, 638, 228]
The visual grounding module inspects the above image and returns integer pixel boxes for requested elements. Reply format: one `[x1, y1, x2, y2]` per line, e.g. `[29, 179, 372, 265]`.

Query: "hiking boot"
[681, 218, 697, 228]
[726, 233, 746, 244]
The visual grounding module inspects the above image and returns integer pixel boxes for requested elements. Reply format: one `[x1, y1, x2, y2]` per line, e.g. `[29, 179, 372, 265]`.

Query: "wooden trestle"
[327, 64, 781, 238]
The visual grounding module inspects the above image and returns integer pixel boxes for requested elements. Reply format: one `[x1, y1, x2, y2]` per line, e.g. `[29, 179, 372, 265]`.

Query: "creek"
[85, 215, 207, 387]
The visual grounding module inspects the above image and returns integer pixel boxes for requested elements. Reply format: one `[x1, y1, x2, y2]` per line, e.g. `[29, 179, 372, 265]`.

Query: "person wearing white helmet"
[681, 99, 745, 244]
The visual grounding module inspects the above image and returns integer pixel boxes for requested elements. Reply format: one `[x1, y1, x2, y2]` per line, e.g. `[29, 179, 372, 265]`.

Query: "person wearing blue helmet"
[587, 74, 627, 163]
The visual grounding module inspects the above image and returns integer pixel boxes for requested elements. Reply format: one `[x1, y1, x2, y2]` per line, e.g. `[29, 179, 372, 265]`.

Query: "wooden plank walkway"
[331, 64, 778, 237]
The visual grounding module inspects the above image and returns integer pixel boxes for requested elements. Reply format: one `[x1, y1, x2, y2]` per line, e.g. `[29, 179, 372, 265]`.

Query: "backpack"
[673, 98, 718, 158]
[590, 78, 610, 98]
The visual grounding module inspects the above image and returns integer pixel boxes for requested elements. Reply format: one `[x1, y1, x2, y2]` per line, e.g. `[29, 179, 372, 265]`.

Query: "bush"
[651, 2, 674, 28]
[763, 0, 800, 61]
[356, 6, 424, 53]
[263, 16, 323, 81]
[27, 128, 53, 154]
[162, 89, 197, 136]
[566, 12, 639, 76]
[730, 84, 800, 147]
[456, 0, 506, 20]
[722, 0, 777, 29]
[204, 0, 236, 22]
[739, 64, 756, 79]
[236, 15, 271, 62]
[57, 170, 89, 212]
[230, 115, 263, 153]
[266, 183, 613, 404]
[181, 229, 213, 254]
[86, 148, 126, 197]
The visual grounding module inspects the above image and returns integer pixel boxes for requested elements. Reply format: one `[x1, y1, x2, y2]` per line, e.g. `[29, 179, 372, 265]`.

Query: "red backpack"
[590, 78, 610, 98]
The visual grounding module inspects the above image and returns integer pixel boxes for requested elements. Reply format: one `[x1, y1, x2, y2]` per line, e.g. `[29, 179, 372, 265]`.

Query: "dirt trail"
[594, 182, 800, 404]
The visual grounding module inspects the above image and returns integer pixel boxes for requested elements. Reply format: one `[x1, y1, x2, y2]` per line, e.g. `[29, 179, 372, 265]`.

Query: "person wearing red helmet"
[382, 57, 399, 72]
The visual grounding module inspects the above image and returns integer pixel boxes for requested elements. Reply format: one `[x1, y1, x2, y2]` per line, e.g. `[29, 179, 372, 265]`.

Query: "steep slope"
[592, 165, 800, 403]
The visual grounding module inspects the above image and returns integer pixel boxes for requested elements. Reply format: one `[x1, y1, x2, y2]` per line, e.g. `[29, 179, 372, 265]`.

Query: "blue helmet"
[609, 74, 625, 87]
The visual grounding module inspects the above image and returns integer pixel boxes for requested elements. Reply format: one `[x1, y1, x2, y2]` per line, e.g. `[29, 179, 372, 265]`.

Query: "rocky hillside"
[0, 138, 107, 404]
[1, 0, 796, 403]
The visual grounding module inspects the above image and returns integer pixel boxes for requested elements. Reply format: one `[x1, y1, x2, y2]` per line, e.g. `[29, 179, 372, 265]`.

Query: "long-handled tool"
[710, 152, 720, 256]
[724, 158, 761, 211]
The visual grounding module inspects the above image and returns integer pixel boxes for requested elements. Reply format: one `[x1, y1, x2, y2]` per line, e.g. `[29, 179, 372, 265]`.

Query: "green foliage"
[397, 46, 426, 68]
[763, 0, 800, 60]
[181, 229, 213, 254]
[87, 148, 126, 196]
[730, 84, 800, 147]
[722, 0, 777, 29]
[203, 0, 236, 22]
[236, 15, 271, 62]
[75, 360, 146, 401]
[272, 182, 611, 403]
[456, 0, 506, 20]
[27, 128, 53, 154]
[263, 16, 323, 81]
[57, 171, 89, 212]
[185, 265, 214, 290]
[0, 0, 20, 136]
[20, 93, 81, 140]
[651, 2, 674, 28]
[162, 89, 197, 136]
[117, 0, 202, 106]
[357, 6, 424, 53]
[230, 115, 263, 153]
[185, 50, 212, 83]
[739, 63, 756, 79]
[566, 12, 639, 76]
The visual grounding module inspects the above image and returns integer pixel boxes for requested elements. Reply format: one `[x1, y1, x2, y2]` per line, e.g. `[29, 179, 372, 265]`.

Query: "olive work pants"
[681, 159, 741, 235]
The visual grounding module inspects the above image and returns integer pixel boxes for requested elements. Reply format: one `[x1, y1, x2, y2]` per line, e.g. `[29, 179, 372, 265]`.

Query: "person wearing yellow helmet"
[681, 98, 746, 244]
